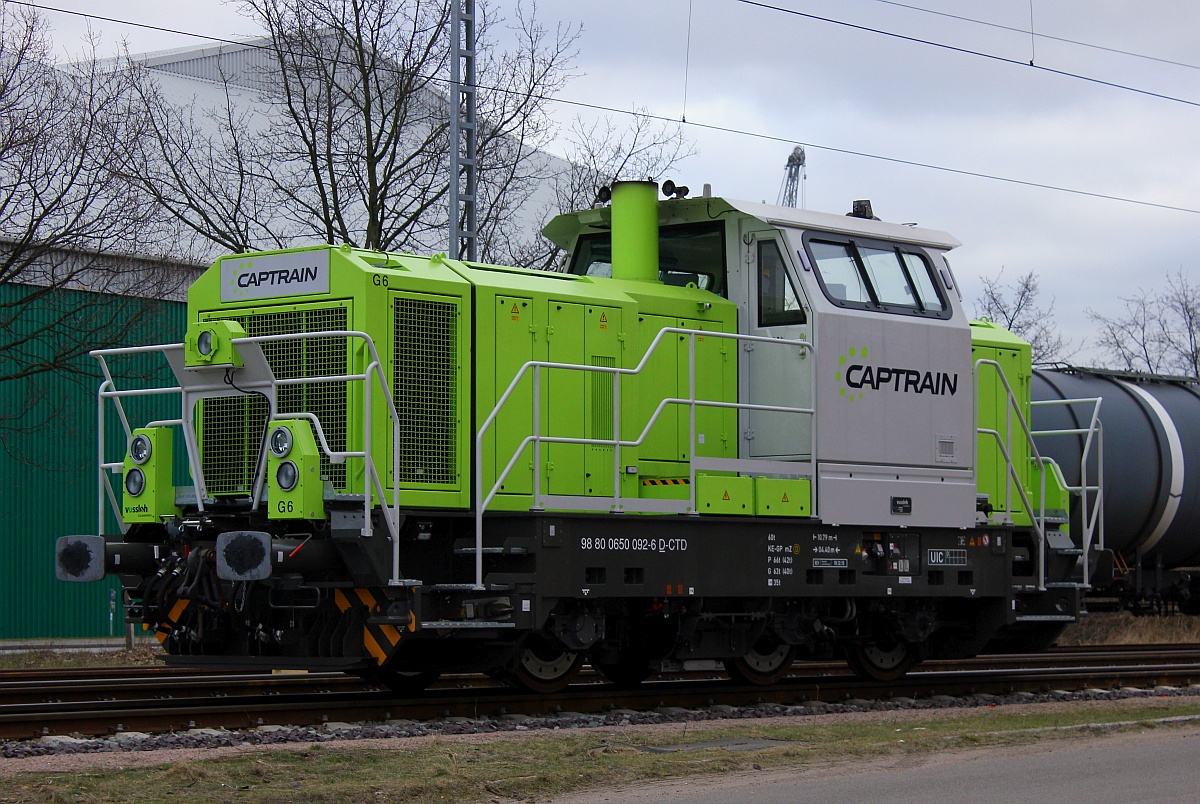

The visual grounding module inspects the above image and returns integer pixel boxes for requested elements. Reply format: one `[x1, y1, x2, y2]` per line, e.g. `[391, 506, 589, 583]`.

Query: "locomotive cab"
[547, 189, 977, 528]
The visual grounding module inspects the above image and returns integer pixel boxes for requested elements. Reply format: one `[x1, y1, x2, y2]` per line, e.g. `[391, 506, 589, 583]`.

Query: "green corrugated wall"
[0, 283, 186, 638]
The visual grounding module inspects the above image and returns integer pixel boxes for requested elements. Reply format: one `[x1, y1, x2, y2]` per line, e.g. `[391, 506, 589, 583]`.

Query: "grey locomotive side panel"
[814, 311, 974, 470]
[817, 463, 977, 529]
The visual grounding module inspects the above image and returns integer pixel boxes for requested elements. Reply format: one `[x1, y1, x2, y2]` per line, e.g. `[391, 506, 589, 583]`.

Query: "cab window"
[807, 241, 871, 304]
[758, 240, 806, 326]
[805, 235, 948, 318]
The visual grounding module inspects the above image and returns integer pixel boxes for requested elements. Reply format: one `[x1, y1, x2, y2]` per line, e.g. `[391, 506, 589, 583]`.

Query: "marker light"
[269, 425, 293, 458]
[276, 460, 299, 492]
[125, 467, 146, 497]
[129, 433, 152, 465]
[197, 329, 214, 356]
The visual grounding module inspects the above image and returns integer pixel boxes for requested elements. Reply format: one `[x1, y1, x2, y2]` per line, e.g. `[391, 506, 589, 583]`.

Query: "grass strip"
[4, 698, 1200, 803]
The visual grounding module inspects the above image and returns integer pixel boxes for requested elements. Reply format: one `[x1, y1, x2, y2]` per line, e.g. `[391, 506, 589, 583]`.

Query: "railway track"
[4, 645, 1200, 741]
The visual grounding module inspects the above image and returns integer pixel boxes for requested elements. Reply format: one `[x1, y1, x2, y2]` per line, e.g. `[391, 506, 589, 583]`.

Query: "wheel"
[593, 654, 654, 688]
[845, 639, 916, 682]
[499, 638, 585, 693]
[364, 668, 441, 695]
[723, 636, 796, 686]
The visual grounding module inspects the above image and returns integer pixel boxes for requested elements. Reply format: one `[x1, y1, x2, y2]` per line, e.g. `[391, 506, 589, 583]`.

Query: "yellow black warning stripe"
[641, 478, 690, 486]
[153, 598, 191, 645]
[334, 587, 414, 666]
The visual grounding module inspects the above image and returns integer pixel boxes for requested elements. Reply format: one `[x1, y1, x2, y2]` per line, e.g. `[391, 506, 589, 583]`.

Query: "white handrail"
[473, 327, 815, 589]
[90, 330, 408, 585]
[1031, 398, 1105, 584]
[974, 359, 1104, 591]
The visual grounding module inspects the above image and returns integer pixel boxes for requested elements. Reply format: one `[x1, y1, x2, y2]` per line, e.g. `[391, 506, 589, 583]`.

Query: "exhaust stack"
[610, 180, 659, 282]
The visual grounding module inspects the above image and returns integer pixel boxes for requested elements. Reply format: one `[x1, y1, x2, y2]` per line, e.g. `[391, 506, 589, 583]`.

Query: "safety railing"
[91, 330, 413, 587]
[473, 328, 815, 589]
[1030, 397, 1105, 587]
[973, 359, 1104, 591]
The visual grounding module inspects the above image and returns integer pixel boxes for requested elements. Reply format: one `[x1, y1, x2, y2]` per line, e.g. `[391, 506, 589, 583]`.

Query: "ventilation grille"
[393, 296, 458, 484]
[936, 434, 956, 464]
[591, 356, 616, 450]
[201, 306, 349, 495]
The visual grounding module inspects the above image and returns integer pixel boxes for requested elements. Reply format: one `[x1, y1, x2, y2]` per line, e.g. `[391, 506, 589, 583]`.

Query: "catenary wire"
[730, 0, 1200, 108]
[865, 0, 1200, 71]
[11, 0, 1200, 216]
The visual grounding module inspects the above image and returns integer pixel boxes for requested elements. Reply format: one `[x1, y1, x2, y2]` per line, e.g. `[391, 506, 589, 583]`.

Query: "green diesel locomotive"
[56, 181, 1101, 689]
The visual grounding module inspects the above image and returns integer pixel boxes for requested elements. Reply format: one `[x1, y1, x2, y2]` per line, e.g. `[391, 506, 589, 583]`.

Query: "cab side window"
[807, 241, 870, 304]
[758, 240, 806, 326]
[805, 235, 949, 318]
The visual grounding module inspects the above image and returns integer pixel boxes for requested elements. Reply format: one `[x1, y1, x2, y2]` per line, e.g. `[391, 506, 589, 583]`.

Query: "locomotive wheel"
[723, 636, 797, 686]
[500, 638, 585, 693]
[593, 654, 654, 688]
[366, 668, 441, 695]
[845, 639, 916, 682]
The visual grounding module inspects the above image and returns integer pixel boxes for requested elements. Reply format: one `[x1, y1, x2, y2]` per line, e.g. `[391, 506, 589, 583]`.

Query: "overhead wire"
[11, 0, 1200, 216]
[864, 0, 1200, 72]
[731, 0, 1200, 109]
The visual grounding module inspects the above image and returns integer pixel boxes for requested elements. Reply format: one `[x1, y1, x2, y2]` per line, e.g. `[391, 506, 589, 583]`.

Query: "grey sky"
[47, 0, 1200, 361]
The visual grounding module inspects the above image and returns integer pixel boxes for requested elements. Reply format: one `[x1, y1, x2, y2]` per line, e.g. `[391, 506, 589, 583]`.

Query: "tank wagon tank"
[56, 182, 1101, 688]
[1033, 367, 1200, 611]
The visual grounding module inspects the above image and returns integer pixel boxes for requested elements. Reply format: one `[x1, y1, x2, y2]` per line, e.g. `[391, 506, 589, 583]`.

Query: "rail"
[90, 330, 412, 586]
[473, 327, 815, 589]
[973, 359, 1104, 591]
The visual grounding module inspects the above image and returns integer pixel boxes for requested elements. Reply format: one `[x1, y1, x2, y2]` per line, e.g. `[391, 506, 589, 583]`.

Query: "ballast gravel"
[4, 684, 1200, 769]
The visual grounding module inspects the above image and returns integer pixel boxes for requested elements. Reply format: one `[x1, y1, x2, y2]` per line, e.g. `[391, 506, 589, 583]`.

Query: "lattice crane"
[777, 146, 806, 208]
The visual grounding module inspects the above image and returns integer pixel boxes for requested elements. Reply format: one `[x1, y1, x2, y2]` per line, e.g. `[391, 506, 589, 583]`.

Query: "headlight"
[197, 329, 214, 356]
[269, 426, 293, 458]
[125, 467, 146, 497]
[129, 434, 152, 465]
[276, 460, 298, 491]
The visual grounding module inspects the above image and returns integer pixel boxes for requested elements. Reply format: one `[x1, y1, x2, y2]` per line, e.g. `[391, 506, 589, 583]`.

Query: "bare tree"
[513, 110, 696, 271]
[1087, 269, 1200, 377]
[127, 62, 284, 257]
[470, 3, 579, 264]
[129, 0, 586, 263]
[973, 269, 1072, 363]
[0, 4, 184, 405]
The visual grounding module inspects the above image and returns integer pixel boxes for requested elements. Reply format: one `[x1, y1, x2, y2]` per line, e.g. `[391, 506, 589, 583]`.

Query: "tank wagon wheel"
[498, 637, 585, 693]
[845, 639, 916, 682]
[364, 668, 442, 695]
[723, 636, 797, 686]
[593, 654, 655, 688]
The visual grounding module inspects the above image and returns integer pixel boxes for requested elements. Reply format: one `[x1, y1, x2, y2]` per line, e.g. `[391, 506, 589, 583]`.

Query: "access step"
[424, 583, 513, 592]
[452, 546, 529, 556]
[1015, 614, 1077, 622]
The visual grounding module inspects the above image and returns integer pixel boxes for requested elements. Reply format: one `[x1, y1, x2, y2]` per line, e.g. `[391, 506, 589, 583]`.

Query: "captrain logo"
[835, 346, 959, 403]
[835, 346, 868, 402]
[228, 261, 321, 292]
[220, 250, 330, 302]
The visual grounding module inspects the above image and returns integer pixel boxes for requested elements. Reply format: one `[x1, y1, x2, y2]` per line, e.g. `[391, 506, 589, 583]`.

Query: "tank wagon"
[1033, 367, 1200, 612]
[56, 182, 1103, 689]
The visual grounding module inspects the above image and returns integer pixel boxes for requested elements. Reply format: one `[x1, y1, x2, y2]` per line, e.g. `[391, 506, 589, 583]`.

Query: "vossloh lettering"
[221, 251, 331, 302]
